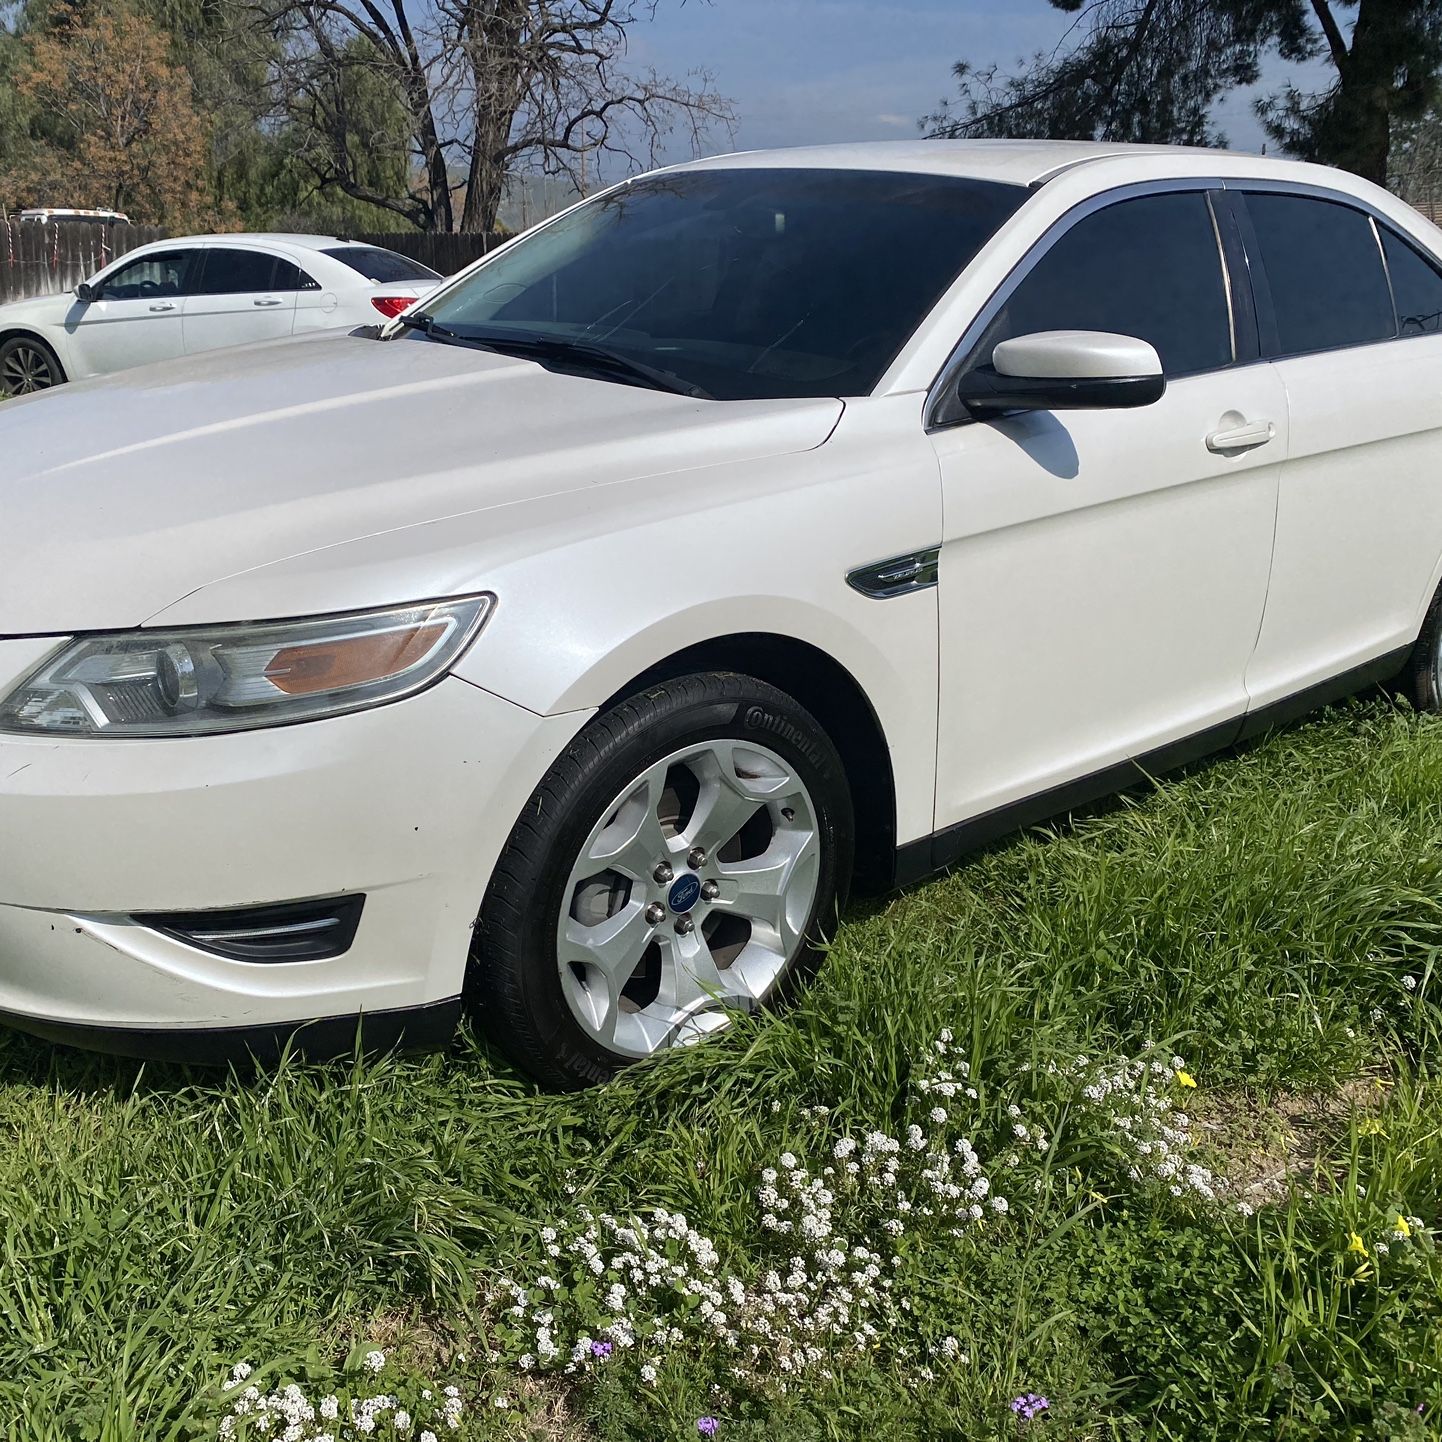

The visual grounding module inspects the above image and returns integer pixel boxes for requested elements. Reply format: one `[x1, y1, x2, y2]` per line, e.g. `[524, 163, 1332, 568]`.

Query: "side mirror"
[955, 330, 1165, 419]
[75, 282, 97, 303]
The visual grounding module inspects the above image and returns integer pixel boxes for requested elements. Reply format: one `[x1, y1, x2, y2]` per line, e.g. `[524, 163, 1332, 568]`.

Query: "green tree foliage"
[0, 0, 416, 232]
[0, 2, 41, 203]
[1259, 2, 1442, 184]
[927, 1, 1442, 186]
[0, 1, 221, 225]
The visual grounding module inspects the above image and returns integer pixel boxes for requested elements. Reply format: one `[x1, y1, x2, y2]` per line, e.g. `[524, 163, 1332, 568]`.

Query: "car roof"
[150, 233, 373, 251]
[675, 139, 1271, 187]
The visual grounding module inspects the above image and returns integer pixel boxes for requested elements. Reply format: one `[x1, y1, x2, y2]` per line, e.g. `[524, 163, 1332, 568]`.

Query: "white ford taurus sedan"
[0, 233, 440, 396]
[4, 140, 1442, 1086]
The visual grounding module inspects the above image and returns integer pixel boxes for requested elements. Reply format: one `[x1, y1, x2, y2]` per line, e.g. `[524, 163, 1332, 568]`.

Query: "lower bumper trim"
[0, 996, 462, 1065]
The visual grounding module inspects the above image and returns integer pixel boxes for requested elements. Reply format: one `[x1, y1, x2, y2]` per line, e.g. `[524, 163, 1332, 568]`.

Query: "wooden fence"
[347, 232, 503, 275]
[0, 222, 503, 304]
[0, 219, 166, 304]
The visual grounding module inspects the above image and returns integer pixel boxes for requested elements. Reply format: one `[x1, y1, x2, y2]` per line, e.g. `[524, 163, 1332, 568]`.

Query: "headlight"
[0, 596, 492, 737]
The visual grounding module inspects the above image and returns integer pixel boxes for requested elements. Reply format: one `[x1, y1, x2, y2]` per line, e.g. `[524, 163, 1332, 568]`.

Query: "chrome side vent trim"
[846, 547, 940, 600]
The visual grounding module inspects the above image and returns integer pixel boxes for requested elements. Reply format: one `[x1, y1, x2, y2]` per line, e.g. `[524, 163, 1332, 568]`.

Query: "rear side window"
[273, 259, 321, 292]
[1381, 227, 1442, 336]
[974, 191, 1233, 377]
[1244, 193, 1394, 355]
[197, 249, 283, 295]
[321, 246, 440, 283]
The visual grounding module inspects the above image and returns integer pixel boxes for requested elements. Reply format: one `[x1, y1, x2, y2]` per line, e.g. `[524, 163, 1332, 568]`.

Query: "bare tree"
[251, 0, 733, 231]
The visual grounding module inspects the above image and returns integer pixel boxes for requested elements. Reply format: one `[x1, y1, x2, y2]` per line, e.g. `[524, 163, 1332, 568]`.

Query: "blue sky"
[623, 0, 1326, 163]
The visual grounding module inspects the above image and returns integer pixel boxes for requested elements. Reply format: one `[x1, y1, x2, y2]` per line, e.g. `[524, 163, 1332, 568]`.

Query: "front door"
[66, 248, 198, 378]
[927, 187, 1288, 837]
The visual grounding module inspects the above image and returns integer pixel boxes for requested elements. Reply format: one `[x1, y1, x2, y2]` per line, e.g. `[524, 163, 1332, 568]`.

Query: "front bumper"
[0, 643, 587, 1057]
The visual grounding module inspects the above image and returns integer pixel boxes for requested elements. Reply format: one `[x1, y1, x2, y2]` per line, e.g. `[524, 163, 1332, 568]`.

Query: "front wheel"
[470, 672, 854, 1088]
[0, 336, 65, 397]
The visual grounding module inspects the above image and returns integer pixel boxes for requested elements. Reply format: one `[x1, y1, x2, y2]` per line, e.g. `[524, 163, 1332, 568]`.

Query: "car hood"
[0, 331, 843, 634]
[0, 291, 70, 327]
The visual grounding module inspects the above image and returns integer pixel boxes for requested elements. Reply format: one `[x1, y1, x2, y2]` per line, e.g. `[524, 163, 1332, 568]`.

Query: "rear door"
[1236, 188, 1442, 710]
[182, 247, 298, 356]
[66, 248, 199, 377]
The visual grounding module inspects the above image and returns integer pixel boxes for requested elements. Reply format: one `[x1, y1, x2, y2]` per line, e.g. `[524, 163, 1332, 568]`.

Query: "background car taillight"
[370, 295, 414, 318]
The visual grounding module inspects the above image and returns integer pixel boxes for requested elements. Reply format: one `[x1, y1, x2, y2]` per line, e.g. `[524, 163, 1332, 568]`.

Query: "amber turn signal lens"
[263, 621, 447, 695]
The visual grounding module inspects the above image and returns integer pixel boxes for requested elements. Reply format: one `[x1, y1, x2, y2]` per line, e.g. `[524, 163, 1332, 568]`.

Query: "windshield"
[414, 168, 1027, 401]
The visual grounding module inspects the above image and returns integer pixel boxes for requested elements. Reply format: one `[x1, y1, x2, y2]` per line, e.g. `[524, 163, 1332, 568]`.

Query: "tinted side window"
[197, 249, 280, 294]
[1244, 193, 1394, 355]
[273, 259, 321, 292]
[1382, 227, 1442, 336]
[96, 249, 198, 300]
[976, 191, 1233, 378]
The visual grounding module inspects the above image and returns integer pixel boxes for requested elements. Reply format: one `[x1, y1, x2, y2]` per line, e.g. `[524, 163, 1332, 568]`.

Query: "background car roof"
[152, 233, 364, 250]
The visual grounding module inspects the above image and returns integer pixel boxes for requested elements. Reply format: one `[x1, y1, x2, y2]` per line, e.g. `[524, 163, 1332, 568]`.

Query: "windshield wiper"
[495, 335, 713, 400]
[394, 311, 451, 338]
[394, 317, 711, 399]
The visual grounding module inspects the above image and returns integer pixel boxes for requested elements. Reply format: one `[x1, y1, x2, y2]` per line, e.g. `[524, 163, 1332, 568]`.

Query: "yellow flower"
[1395, 1214, 1412, 1238]
[1358, 1118, 1386, 1137]
[1347, 1231, 1368, 1256]
[1175, 1070, 1198, 1089]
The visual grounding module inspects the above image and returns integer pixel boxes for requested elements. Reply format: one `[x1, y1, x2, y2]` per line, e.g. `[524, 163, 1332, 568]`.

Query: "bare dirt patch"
[1194, 1076, 1387, 1208]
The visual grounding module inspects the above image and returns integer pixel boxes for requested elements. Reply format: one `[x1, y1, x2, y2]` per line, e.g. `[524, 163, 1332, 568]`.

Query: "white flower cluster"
[1069, 1055, 1223, 1201]
[218, 1360, 462, 1441]
[491, 1036, 1013, 1389]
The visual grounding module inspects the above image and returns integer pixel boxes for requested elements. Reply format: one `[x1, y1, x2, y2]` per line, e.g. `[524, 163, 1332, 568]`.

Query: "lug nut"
[645, 902, 666, 925]
[674, 915, 695, 935]
[700, 879, 720, 901]
[653, 861, 674, 884]
[687, 846, 707, 870]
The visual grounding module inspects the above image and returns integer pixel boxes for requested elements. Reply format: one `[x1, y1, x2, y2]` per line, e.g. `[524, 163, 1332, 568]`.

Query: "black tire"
[0, 335, 66, 398]
[1405, 583, 1442, 712]
[470, 671, 854, 1088]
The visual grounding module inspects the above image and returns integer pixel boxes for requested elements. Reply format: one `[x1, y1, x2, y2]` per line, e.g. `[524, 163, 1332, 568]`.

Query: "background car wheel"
[1403, 582, 1442, 712]
[470, 671, 854, 1088]
[0, 336, 65, 397]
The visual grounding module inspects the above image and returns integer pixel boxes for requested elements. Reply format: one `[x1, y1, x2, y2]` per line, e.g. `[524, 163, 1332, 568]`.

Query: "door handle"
[148, 302, 176, 313]
[1206, 419, 1275, 454]
[252, 297, 284, 307]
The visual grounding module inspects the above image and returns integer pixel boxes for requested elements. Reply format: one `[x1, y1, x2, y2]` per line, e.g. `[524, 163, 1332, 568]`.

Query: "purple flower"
[1009, 1393, 1050, 1421]
[589, 1340, 613, 1358]
[697, 1419, 720, 1438]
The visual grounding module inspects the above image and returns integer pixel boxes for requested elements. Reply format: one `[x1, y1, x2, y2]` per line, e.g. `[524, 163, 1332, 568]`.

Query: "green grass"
[3, 700, 1442, 1440]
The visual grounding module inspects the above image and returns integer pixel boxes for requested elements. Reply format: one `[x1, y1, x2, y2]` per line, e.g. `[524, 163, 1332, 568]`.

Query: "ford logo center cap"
[667, 874, 702, 914]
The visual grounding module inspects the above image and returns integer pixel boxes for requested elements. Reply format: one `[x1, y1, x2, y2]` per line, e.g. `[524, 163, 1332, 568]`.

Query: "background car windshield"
[420, 168, 1028, 400]
[324, 246, 440, 283]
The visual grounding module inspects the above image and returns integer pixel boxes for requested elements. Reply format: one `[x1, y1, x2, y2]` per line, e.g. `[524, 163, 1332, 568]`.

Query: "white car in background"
[0, 233, 440, 396]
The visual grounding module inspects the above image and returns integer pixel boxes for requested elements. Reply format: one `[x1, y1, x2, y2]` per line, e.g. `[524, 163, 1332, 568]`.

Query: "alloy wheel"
[556, 739, 821, 1057]
[1, 343, 57, 396]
